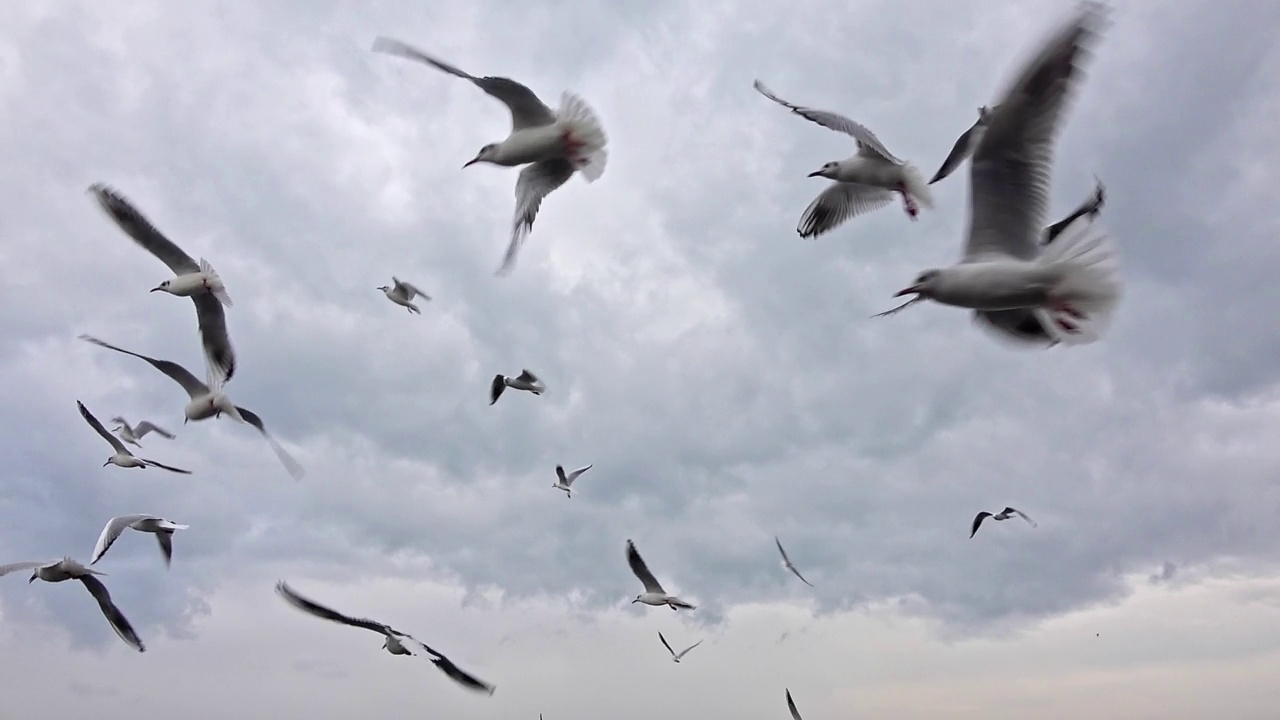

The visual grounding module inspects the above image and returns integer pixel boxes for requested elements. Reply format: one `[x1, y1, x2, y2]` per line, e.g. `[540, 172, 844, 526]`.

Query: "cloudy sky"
[1, 0, 1279, 717]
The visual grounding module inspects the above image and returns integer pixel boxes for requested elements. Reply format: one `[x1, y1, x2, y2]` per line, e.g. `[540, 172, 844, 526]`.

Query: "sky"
[0, 0, 1279, 717]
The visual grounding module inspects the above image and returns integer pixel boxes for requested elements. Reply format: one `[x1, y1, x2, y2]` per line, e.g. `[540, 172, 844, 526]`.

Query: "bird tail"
[1034, 215, 1123, 345]
[198, 258, 233, 307]
[899, 163, 934, 209]
[554, 92, 608, 182]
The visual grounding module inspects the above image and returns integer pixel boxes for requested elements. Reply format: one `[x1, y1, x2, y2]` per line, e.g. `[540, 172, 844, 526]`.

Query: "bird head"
[377, 286, 390, 292]
[464, 143, 499, 168]
[150, 280, 172, 293]
[632, 595, 642, 604]
[102, 458, 111, 467]
[807, 161, 840, 179]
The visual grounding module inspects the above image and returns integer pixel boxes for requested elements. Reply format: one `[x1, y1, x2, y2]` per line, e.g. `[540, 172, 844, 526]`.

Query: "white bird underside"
[91, 514, 188, 567]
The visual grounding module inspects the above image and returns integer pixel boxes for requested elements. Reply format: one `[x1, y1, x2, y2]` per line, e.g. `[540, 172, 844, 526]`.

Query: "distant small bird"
[774, 537, 814, 587]
[78, 401, 191, 474]
[970, 507, 1038, 538]
[785, 689, 806, 720]
[110, 416, 175, 448]
[490, 369, 545, 405]
[658, 631, 702, 663]
[275, 581, 496, 695]
[553, 464, 592, 498]
[0, 557, 145, 652]
[626, 539, 695, 611]
[91, 514, 189, 567]
[377, 277, 430, 314]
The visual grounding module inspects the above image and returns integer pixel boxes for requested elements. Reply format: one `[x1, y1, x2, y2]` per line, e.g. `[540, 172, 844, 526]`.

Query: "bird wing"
[235, 407, 305, 481]
[555, 465, 568, 483]
[928, 115, 988, 184]
[1043, 176, 1106, 245]
[90, 514, 153, 564]
[77, 401, 129, 454]
[156, 531, 175, 567]
[394, 277, 431, 301]
[88, 183, 199, 274]
[194, 293, 236, 387]
[405, 638, 497, 695]
[1006, 507, 1038, 527]
[753, 80, 902, 164]
[964, 3, 1108, 263]
[489, 375, 506, 405]
[658, 631, 676, 657]
[774, 536, 793, 566]
[133, 421, 175, 440]
[517, 369, 541, 384]
[797, 182, 895, 239]
[0, 560, 56, 577]
[971, 309, 1055, 346]
[142, 458, 193, 474]
[79, 335, 209, 399]
[566, 465, 592, 483]
[785, 689, 804, 720]
[78, 574, 146, 652]
[971, 511, 993, 538]
[676, 639, 703, 659]
[625, 539, 665, 594]
[498, 158, 575, 276]
[788, 565, 815, 588]
[275, 581, 394, 636]
[371, 37, 554, 131]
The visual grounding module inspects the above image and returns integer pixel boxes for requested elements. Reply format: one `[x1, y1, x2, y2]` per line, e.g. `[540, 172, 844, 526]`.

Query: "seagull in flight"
[78, 401, 191, 474]
[774, 537, 814, 587]
[372, 37, 608, 276]
[90, 514, 189, 567]
[553, 464, 592, 498]
[275, 581, 496, 695]
[753, 79, 934, 236]
[490, 369, 545, 405]
[785, 689, 807, 720]
[110, 416, 175, 448]
[88, 183, 237, 386]
[377, 277, 430, 314]
[970, 507, 1038, 538]
[658, 631, 703, 663]
[626, 539, 695, 611]
[0, 557, 145, 652]
[79, 335, 304, 480]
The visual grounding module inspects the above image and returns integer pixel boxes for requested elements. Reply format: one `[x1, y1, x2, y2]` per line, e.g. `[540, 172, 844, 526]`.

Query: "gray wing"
[406, 637, 497, 695]
[677, 639, 703, 658]
[133, 421, 175, 440]
[156, 532, 175, 567]
[775, 537, 793, 566]
[555, 465, 568, 483]
[235, 407, 306, 481]
[517, 369, 541, 384]
[785, 689, 804, 720]
[566, 465, 592, 483]
[79, 335, 209, 399]
[489, 375, 506, 405]
[77, 401, 128, 454]
[972, 309, 1056, 346]
[625, 539, 665, 594]
[194, 294, 236, 387]
[964, 3, 1108, 262]
[658, 631, 676, 657]
[498, 158, 575, 276]
[928, 113, 989, 184]
[1005, 507, 1038, 527]
[276, 581, 393, 636]
[91, 514, 154, 565]
[142, 458, 193, 474]
[393, 277, 430, 301]
[371, 37, 554, 130]
[753, 80, 902, 163]
[797, 182, 895, 238]
[971, 511, 994, 538]
[0, 560, 54, 577]
[1043, 176, 1106, 245]
[88, 183, 198, 274]
[78, 574, 145, 652]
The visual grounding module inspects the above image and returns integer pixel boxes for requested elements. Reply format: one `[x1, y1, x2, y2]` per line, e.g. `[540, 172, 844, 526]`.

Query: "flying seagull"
[752, 79, 933, 237]
[774, 536, 814, 587]
[378, 277, 430, 314]
[110, 416, 175, 448]
[626, 539, 695, 611]
[970, 507, 1038, 538]
[275, 581, 496, 695]
[785, 689, 806, 720]
[927, 104, 1000, 185]
[490, 369, 545, 405]
[884, 3, 1122, 346]
[90, 514, 189, 567]
[0, 557, 145, 652]
[88, 183, 237, 386]
[553, 464, 592, 498]
[372, 37, 608, 276]
[79, 335, 304, 480]
[78, 401, 191, 474]
[658, 631, 703, 663]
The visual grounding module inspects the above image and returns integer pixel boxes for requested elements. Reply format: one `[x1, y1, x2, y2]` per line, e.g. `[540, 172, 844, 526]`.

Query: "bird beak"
[894, 285, 921, 297]
[102, 460, 110, 467]
[631, 598, 638, 604]
[28, 574, 35, 584]
[463, 156, 481, 168]
[149, 286, 163, 293]
[807, 169, 824, 178]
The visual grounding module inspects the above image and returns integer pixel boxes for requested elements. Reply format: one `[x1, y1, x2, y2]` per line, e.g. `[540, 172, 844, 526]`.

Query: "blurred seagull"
[88, 183, 237, 385]
[626, 539, 695, 611]
[110, 416, 175, 448]
[372, 37, 608, 276]
[78, 401, 191, 474]
[658, 631, 702, 663]
[79, 335, 304, 481]
[970, 507, 1038, 538]
[90, 514, 189, 567]
[378, 277, 430, 314]
[0, 557, 145, 652]
[276, 581, 496, 695]
[490, 369, 545, 405]
[753, 79, 933, 236]
[553, 464, 592, 498]
[774, 536, 814, 587]
[927, 105, 998, 184]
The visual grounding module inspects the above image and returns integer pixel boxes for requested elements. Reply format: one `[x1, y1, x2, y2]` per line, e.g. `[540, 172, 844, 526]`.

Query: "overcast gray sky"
[1, 0, 1279, 718]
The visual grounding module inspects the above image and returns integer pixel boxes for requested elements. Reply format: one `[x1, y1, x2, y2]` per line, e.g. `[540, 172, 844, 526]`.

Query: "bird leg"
[897, 183, 919, 220]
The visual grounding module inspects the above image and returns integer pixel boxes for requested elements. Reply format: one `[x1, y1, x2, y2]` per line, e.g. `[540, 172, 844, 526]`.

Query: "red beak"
[462, 157, 481, 168]
[894, 286, 920, 297]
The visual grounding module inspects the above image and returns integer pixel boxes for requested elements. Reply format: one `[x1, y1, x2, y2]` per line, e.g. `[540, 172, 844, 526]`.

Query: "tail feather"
[555, 92, 608, 182]
[899, 164, 934, 209]
[198, 258, 233, 307]
[1034, 216, 1123, 345]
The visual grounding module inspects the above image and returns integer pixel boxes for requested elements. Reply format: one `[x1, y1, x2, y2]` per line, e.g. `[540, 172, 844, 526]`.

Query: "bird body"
[110, 417, 175, 448]
[970, 507, 1038, 538]
[0, 557, 145, 652]
[553, 464, 592, 498]
[490, 369, 546, 404]
[378, 277, 430, 314]
[78, 401, 191, 474]
[626, 539, 695, 611]
[91, 514, 189, 566]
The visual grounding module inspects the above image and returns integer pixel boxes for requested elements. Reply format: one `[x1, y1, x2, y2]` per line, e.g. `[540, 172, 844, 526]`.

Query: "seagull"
[885, 3, 1122, 345]
[489, 369, 545, 405]
[626, 539, 695, 611]
[372, 37, 608, 276]
[0, 557, 144, 652]
[927, 105, 999, 184]
[785, 689, 806, 720]
[774, 536, 814, 588]
[90, 514, 189, 567]
[378, 277, 430, 314]
[110, 416, 175, 448]
[553, 464, 592, 498]
[88, 183, 237, 386]
[275, 581, 496, 695]
[752, 79, 934, 236]
[658, 631, 702, 663]
[79, 335, 304, 481]
[970, 507, 1038, 538]
[78, 401, 191, 474]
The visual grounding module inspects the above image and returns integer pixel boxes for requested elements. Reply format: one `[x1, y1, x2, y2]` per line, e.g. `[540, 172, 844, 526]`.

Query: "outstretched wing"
[79, 335, 209, 399]
[1005, 507, 1038, 527]
[970, 511, 993, 538]
[658, 631, 676, 657]
[78, 574, 146, 652]
[88, 183, 199, 274]
[517, 369, 541, 384]
[498, 158, 575, 276]
[0, 560, 55, 578]
[785, 689, 804, 720]
[796, 182, 895, 239]
[566, 465, 593, 483]
[91, 515, 154, 564]
[626, 539, 665, 594]
[134, 421, 175, 440]
[275, 581, 393, 636]
[142, 458, 193, 474]
[490, 375, 506, 405]
[235, 407, 305, 481]
[753, 79, 903, 163]
[77, 401, 128, 454]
